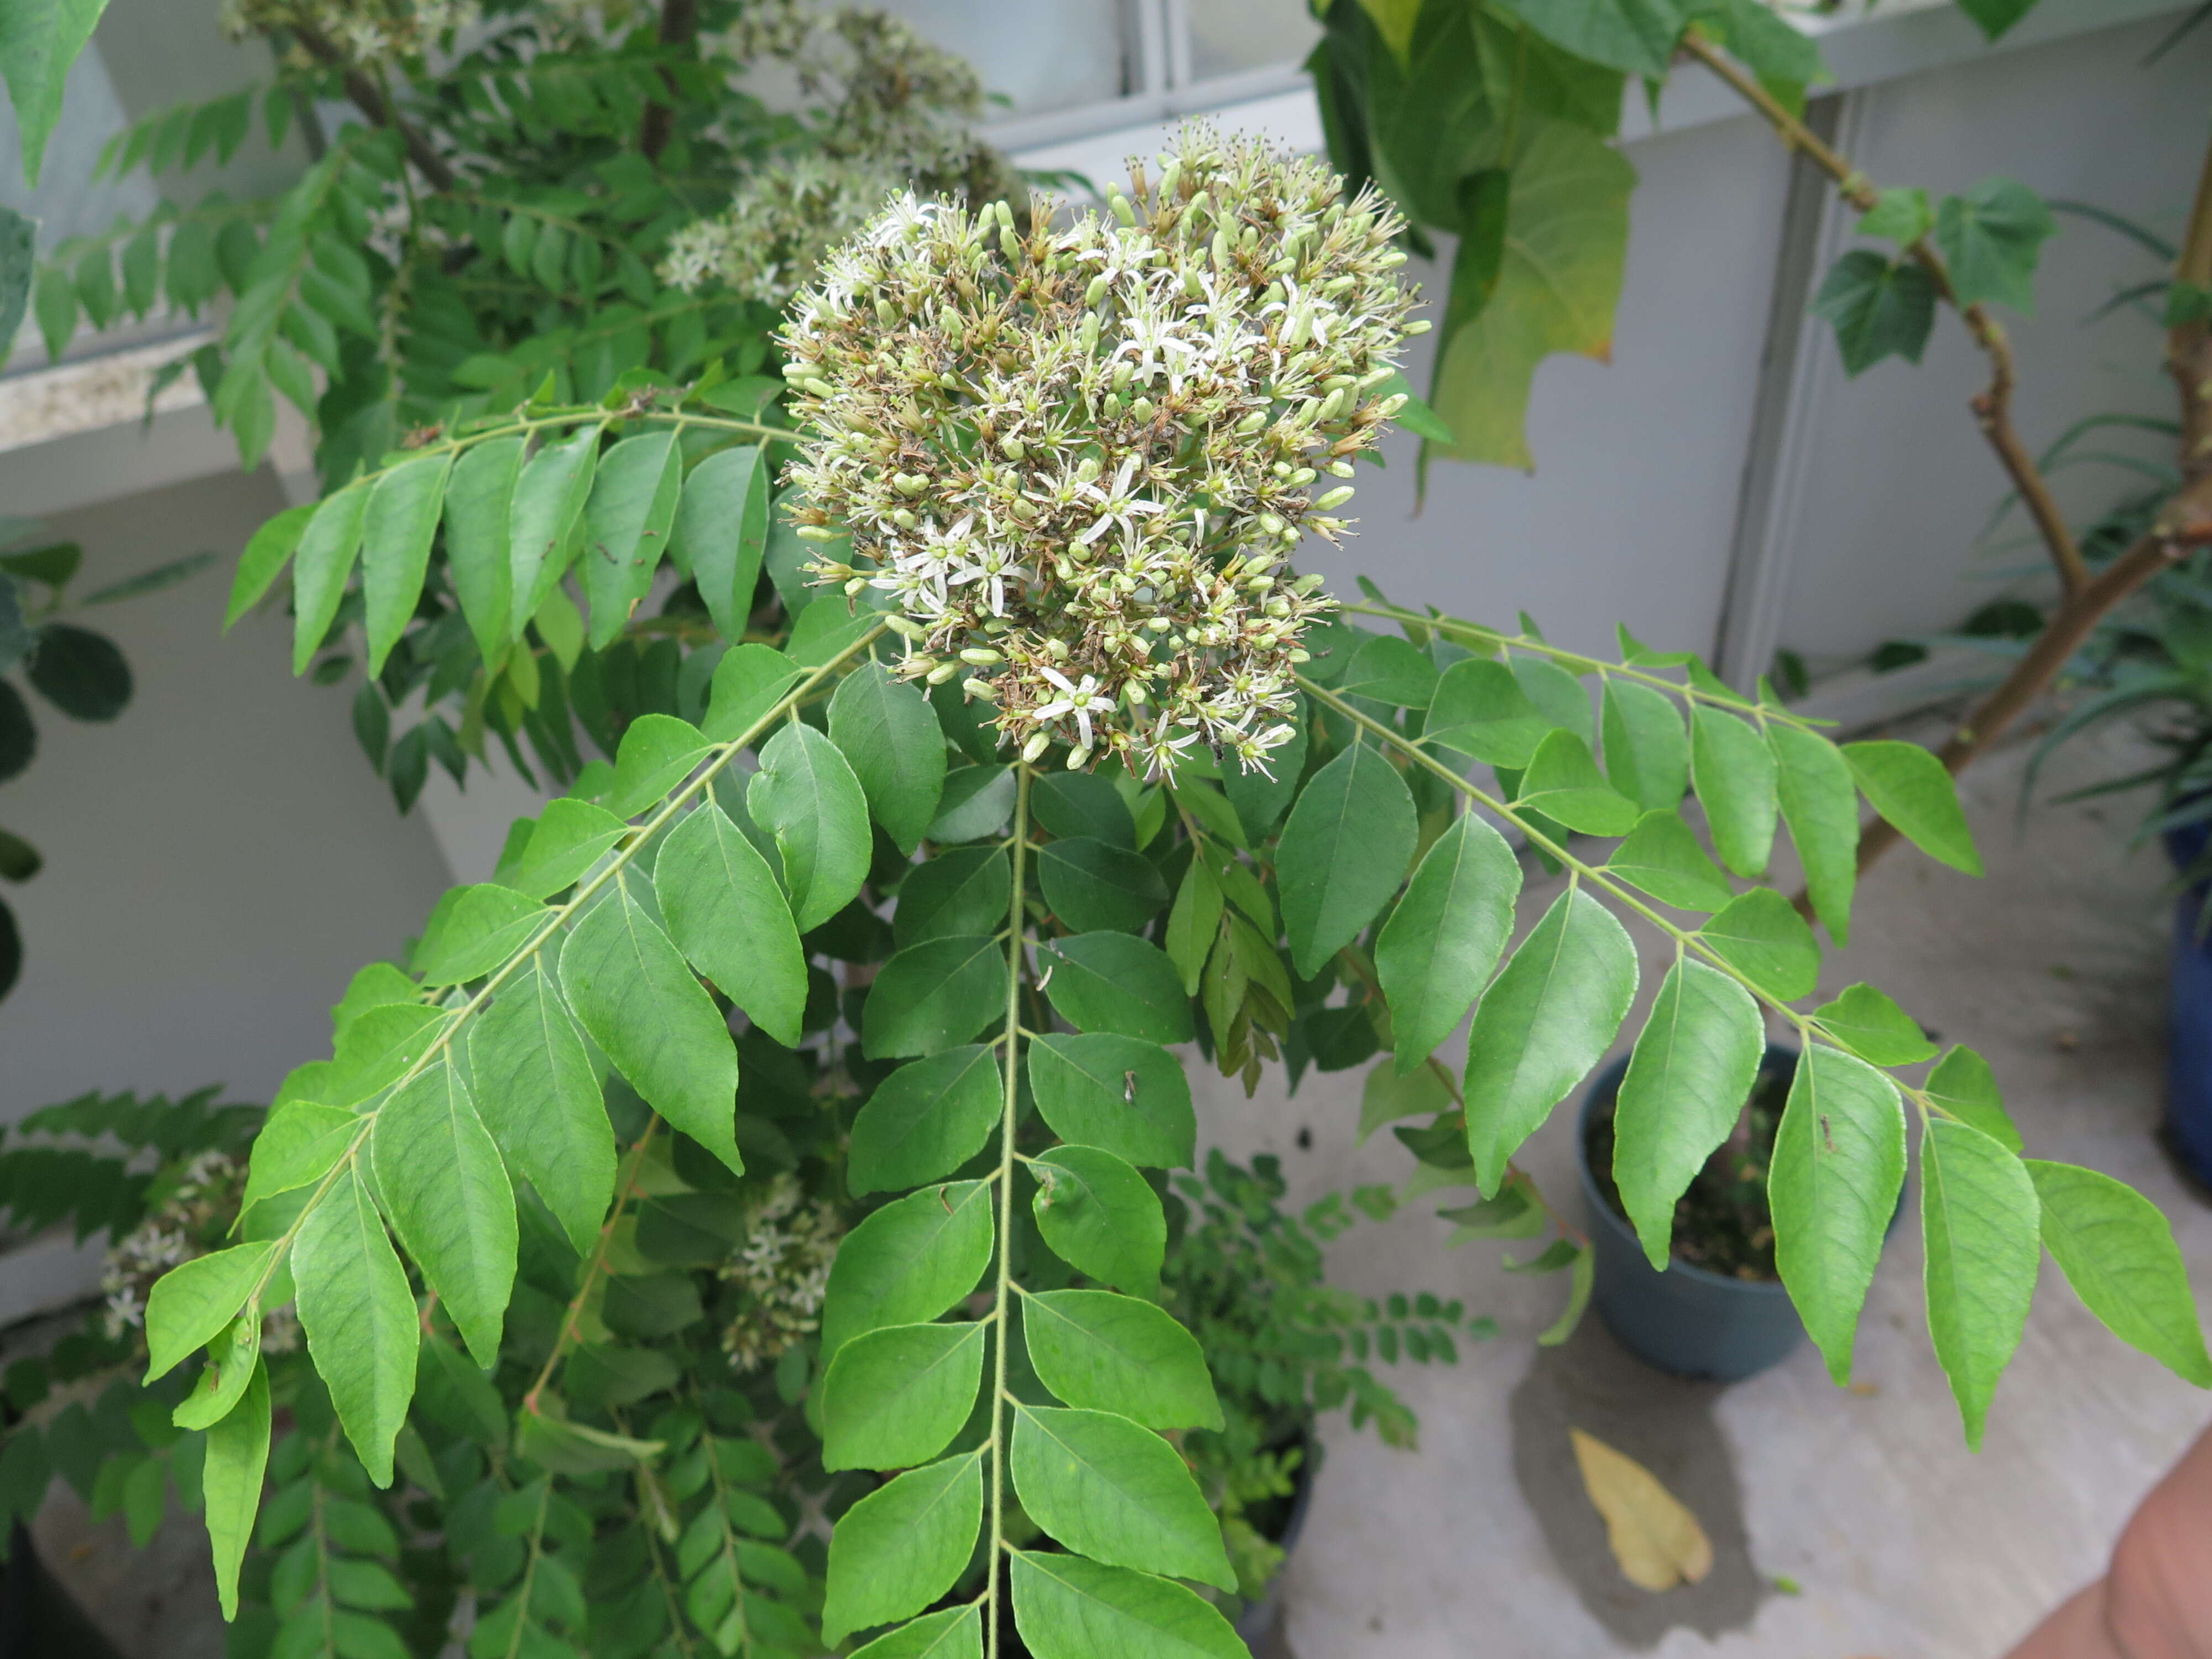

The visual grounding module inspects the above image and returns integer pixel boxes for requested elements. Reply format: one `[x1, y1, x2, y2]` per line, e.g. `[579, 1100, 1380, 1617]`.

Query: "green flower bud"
[1314, 485, 1355, 510]
[959, 648, 1004, 665]
[926, 660, 962, 686]
[795, 525, 838, 542]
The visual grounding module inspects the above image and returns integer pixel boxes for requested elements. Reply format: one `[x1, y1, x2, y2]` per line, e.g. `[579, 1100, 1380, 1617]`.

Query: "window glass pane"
[1188, 0, 1321, 80]
[874, 0, 1135, 116]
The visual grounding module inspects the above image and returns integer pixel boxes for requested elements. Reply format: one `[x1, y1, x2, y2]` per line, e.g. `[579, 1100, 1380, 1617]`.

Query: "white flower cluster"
[718, 1175, 844, 1371]
[224, 0, 478, 60]
[661, 155, 903, 305]
[778, 126, 1423, 776]
[101, 1150, 299, 1353]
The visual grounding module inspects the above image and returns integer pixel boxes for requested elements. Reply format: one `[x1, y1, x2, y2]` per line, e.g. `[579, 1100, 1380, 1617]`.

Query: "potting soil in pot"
[1584, 1066, 1792, 1281]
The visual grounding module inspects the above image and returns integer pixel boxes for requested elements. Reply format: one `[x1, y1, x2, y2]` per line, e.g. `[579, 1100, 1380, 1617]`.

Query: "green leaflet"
[1843, 740, 1983, 875]
[581, 430, 682, 648]
[1770, 723, 1859, 945]
[361, 451, 452, 677]
[1493, 0, 1684, 77]
[821, 1452, 984, 1645]
[1360, 1059, 1452, 1144]
[1037, 933, 1194, 1045]
[601, 1271, 704, 1341]
[831, 660, 948, 855]
[241, 1100, 357, 1212]
[201, 1358, 269, 1621]
[1921, 1119, 2039, 1449]
[509, 424, 600, 630]
[672, 444, 769, 640]
[1924, 1045, 2021, 1151]
[1933, 177, 2054, 312]
[143, 1239, 278, 1383]
[560, 880, 743, 1176]
[818, 1180, 994, 1361]
[1026, 1033, 1196, 1169]
[606, 712, 709, 818]
[442, 435, 522, 668]
[467, 959, 615, 1256]
[863, 935, 1009, 1058]
[1, 0, 113, 187]
[1009, 1406, 1234, 1589]
[325, 1002, 453, 1107]
[848, 1045, 1003, 1197]
[1424, 658, 1553, 768]
[1690, 706, 1777, 878]
[293, 1168, 419, 1485]
[2028, 1160, 2212, 1386]
[1031, 1145, 1165, 1299]
[1600, 679, 1688, 811]
[1040, 836, 1171, 934]
[1338, 632, 1438, 707]
[749, 720, 870, 931]
[225, 502, 314, 630]
[1514, 730, 1639, 836]
[331, 962, 419, 1044]
[895, 846, 1010, 947]
[655, 799, 807, 1046]
[413, 883, 547, 986]
[1009, 1551, 1245, 1659]
[1024, 1289, 1223, 1432]
[172, 1306, 260, 1431]
[1277, 741, 1417, 978]
[1032, 771, 1137, 847]
[1814, 983, 1936, 1066]
[1696, 888, 1820, 1002]
[928, 765, 1016, 842]
[1171, 779, 1244, 849]
[370, 1057, 517, 1369]
[290, 483, 371, 676]
[1220, 708, 1305, 836]
[503, 796, 628, 900]
[1603, 809, 1734, 912]
[702, 642, 804, 743]
[567, 1343, 681, 1410]
[1376, 812, 1520, 1073]
[1769, 1045, 1905, 1385]
[1164, 856, 1224, 997]
[820, 1321, 987, 1471]
[1463, 888, 1637, 1194]
[1612, 959, 1764, 1269]
[850, 1605, 983, 1659]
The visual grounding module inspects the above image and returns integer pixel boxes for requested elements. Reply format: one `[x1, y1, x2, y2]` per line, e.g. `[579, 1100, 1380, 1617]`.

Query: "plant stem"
[638, 0, 701, 161]
[286, 20, 458, 191]
[525, 1115, 662, 1413]
[984, 763, 1033, 1659]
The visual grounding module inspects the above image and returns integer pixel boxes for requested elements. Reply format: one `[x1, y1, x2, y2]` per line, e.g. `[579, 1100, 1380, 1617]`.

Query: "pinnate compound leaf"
[1921, 1119, 2039, 1448]
[1696, 888, 1819, 1002]
[291, 483, 371, 676]
[581, 430, 682, 649]
[1037, 933, 1193, 1045]
[1769, 1045, 1905, 1385]
[1689, 706, 1777, 877]
[242, 1102, 356, 1213]
[1604, 810, 1734, 911]
[226, 503, 313, 630]
[848, 1045, 1002, 1197]
[144, 1240, 278, 1383]
[821, 1321, 987, 1471]
[1514, 729, 1640, 836]
[1010, 1406, 1234, 1589]
[509, 425, 599, 627]
[1277, 740, 1417, 978]
[1463, 888, 1637, 1194]
[822, 1452, 984, 1645]
[1924, 1045, 2021, 1152]
[361, 452, 452, 677]
[818, 1180, 993, 1361]
[1814, 982, 1935, 1066]
[1026, 1033, 1196, 1169]
[1031, 1145, 1165, 1298]
[831, 660, 948, 854]
[672, 445, 769, 641]
[293, 1169, 418, 1485]
[850, 1605, 983, 1659]
[442, 436, 521, 667]
[1613, 959, 1764, 1268]
[1024, 1289, 1223, 1431]
[1009, 1550, 1246, 1659]
[1569, 1428, 1712, 1591]
[1601, 679, 1689, 811]
[413, 884, 547, 986]
[467, 960, 614, 1255]
[655, 800, 806, 1045]
[1770, 723, 1859, 944]
[1934, 177, 2054, 312]
[864, 936, 1008, 1058]
[202, 1359, 270, 1621]
[1812, 250, 1937, 377]
[1843, 740, 1982, 875]
[561, 880, 742, 1175]
[749, 720, 870, 931]
[1376, 813, 1520, 1072]
[2029, 1160, 2212, 1386]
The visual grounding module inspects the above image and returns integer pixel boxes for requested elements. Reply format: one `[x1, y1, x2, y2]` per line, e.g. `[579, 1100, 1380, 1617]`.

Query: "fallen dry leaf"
[1570, 1427, 1714, 1592]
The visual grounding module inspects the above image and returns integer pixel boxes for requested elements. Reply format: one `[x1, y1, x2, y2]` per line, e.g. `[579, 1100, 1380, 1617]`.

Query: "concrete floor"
[1194, 726, 2212, 1658]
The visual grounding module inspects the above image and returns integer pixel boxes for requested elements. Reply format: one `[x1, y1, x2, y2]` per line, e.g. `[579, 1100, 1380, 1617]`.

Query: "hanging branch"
[288, 19, 458, 191]
[638, 0, 701, 161]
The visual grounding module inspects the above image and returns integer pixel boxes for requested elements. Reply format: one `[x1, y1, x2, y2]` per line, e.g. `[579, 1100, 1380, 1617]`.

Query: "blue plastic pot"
[2162, 820, 2212, 1186]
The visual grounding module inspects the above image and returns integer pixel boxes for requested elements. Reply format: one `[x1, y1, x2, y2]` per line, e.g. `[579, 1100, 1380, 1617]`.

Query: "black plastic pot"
[1576, 1046, 1808, 1383]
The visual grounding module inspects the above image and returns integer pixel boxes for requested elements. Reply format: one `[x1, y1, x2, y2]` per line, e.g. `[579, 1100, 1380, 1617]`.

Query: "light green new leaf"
[1010, 1406, 1234, 1589]
[1027, 1034, 1196, 1169]
[1032, 1145, 1165, 1298]
[467, 960, 615, 1255]
[201, 1358, 269, 1621]
[1037, 933, 1194, 1045]
[331, 962, 418, 1045]
[173, 1306, 260, 1432]
[1009, 1551, 1245, 1659]
[293, 1168, 418, 1485]
[1613, 959, 1764, 1269]
[1601, 679, 1689, 811]
[671, 445, 769, 640]
[1690, 706, 1777, 877]
[820, 1321, 987, 1471]
[1024, 1289, 1222, 1431]
[1769, 1045, 1905, 1385]
[324, 1002, 452, 1107]
[1376, 812, 1520, 1072]
[849, 1045, 1002, 1196]
[1514, 729, 1640, 836]
[821, 1452, 984, 1645]
[1463, 887, 1637, 1194]
[1697, 888, 1820, 1002]
[2029, 1160, 2212, 1386]
[225, 503, 314, 630]
[818, 1180, 994, 1361]
[1934, 178, 2054, 314]
[1844, 740, 1982, 875]
[0, 0, 111, 186]
[1814, 982, 1936, 1066]
[370, 1057, 517, 1369]
[291, 483, 371, 676]
[1165, 855, 1224, 995]
[508, 425, 599, 629]
[1921, 1118, 2039, 1448]
[1603, 810, 1734, 912]
[413, 884, 547, 987]
[361, 451, 452, 677]
[749, 720, 870, 931]
[832, 660, 948, 854]
[655, 799, 806, 1045]
[1770, 723, 1859, 944]
[560, 880, 742, 1175]
[144, 1240, 278, 1383]
[864, 936, 1009, 1058]
[1924, 1045, 2021, 1151]
[442, 436, 521, 668]
[581, 430, 681, 649]
[1277, 740, 1418, 978]
[851, 1606, 982, 1659]
[1424, 658, 1554, 768]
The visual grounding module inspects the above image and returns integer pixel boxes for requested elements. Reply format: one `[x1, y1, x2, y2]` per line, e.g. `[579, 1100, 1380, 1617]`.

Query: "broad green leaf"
[851, 1606, 982, 1659]
[672, 445, 769, 640]
[831, 661, 948, 854]
[1843, 740, 1981, 875]
[1027, 1033, 1196, 1169]
[701, 642, 804, 743]
[864, 936, 1009, 1058]
[1513, 729, 1640, 836]
[1921, 1119, 2039, 1448]
[1601, 680, 1689, 811]
[1689, 706, 1777, 877]
[820, 1321, 987, 1470]
[895, 846, 1010, 947]
[201, 1359, 269, 1621]
[1934, 178, 2053, 312]
[144, 1240, 278, 1383]
[1032, 1145, 1165, 1298]
[928, 765, 1016, 843]
[1770, 723, 1859, 945]
[818, 1180, 994, 1361]
[291, 484, 371, 676]
[1010, 1406, 1233, 1589]
[173, 1307, 259, 1432]
[1376, 813, 1520, 1072]
[1425, 658, 1552, 767]
[1514, 658, 1597, 748]
[225, 503, 314, 630]
[1613, 959, 1764, 1268]
[1858, 186, 1934, 245]
[1033, 771, 1138, 847]
[1814, 982, 1935, 1066]
[468, 961, 615, 1254]
[848, 1045, 1003, 1196]
[1769, 1045, 1905, 1384]
[1009, 1551, 1244, 1659]
[1024, 1289, 1222, 1431]
[371, 1058, 517, 1368]
[1277, 740, 1418, 978]
[504, 797, 628, 900]
[1165, 855, 1224, 996]
[413, 884, 547, 986]
[443, 436, 521, 668]
[1812, 251, 1937, 376]
[1037, 933, 1193, 1045]
[293, 1169, 418, 1485]
[560, 880, 742, 1175]
[821, 1452, 984, 1645]
[1925, 1045, 2021, 1151]
[1697, 888, 1819, 1001]
[607, 712, 709, 818]
[331, 962, 418, 1044]
[1338, 632, 1438, 707]
[581, 430, 682, 648]
[1604, 810, 1734, 911]
[509, 425, 599, 629]
[1463, 888, 1637, 1194]
[362, 452, 452, 676]
[1041, 836, 1171, 934]
[1494, 0, 1684, 76]
[655, 800, 807, 1045]
[2029, 1159, 2212, 1386]
[749, 721, 870, 930]
[242, 1101, 356, 1212]
[1, 0, 107, 182]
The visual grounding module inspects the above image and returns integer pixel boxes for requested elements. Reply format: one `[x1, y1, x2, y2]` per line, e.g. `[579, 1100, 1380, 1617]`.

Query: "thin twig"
[289, 20, 458, 191]
[638, 0, 700, 161]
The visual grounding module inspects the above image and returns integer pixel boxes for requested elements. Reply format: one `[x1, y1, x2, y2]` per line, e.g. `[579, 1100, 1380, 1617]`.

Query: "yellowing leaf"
[1569, 1428, 1713, 1591]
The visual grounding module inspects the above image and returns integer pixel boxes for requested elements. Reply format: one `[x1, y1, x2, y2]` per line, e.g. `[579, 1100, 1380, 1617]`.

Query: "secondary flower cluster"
[717, 1174, 844, 1371]
[101, 1151, 300, 1354]
[224, 0, 476, 61]
[776, 125, 1423, 775]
